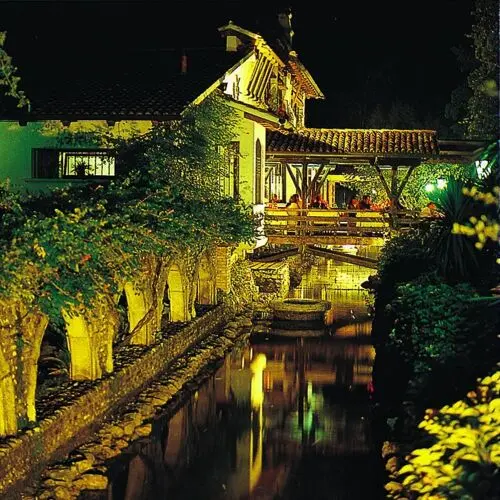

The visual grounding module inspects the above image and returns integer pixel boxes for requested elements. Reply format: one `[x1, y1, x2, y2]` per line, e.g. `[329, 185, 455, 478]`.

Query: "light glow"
[436, 179, 447, 189]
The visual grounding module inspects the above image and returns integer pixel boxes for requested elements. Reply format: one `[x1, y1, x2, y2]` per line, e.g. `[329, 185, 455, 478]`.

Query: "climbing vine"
[0, 94, 256, 323]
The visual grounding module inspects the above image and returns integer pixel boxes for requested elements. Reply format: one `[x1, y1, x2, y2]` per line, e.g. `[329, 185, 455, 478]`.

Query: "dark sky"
[0, 0, 473, 131]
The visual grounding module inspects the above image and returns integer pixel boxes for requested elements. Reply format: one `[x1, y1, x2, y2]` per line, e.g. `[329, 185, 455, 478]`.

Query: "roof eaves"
[183, 50, 254, 111]
[288, 53, 324, 99]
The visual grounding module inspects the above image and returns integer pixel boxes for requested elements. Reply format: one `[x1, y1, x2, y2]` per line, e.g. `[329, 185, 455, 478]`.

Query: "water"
[106, 258, 383, 499]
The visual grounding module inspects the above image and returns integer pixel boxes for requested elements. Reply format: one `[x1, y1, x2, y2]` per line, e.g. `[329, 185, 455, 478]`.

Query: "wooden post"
[391, 165, 398, 199]
[301, 161, 308, 207]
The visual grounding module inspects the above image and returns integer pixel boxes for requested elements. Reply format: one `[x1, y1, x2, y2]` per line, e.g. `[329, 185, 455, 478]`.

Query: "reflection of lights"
[425, 183, 435, 193]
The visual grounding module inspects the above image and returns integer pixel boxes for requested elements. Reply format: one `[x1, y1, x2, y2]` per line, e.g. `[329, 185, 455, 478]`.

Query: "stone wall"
[250, 261, 290, 297]
[215, 246, 232, 292]
[0, 303, 237, 496]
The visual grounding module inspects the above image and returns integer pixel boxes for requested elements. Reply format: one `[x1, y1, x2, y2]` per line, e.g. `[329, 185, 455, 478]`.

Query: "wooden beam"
[286, 163, 302, 197]
[391, 166, 398, 197]
[373, 161, 392, 199]
[309, 164, 326, 198]
[396, 164, 417, 199]
[301, 162, 308, 207]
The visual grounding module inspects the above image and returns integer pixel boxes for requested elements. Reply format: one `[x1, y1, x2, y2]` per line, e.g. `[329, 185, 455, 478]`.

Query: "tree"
[445, 0, 499, 139]
[0, 31, 29, 109]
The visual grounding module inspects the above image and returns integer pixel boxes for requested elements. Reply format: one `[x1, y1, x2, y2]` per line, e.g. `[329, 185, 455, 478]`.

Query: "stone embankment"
[1, 304, 253, 499]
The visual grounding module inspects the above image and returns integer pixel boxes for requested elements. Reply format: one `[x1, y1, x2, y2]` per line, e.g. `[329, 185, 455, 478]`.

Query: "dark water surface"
[106, 258, 384, 499]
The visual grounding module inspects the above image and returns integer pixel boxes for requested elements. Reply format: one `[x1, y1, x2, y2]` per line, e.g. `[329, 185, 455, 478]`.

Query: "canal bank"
[15, 255, 386, 499]
[2, 303, 254, 499]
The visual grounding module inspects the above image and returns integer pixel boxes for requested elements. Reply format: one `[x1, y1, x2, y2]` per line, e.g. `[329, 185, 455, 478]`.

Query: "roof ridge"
[297, 127, 437, 133]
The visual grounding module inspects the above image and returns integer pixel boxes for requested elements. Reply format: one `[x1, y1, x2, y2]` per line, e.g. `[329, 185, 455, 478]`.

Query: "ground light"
[425, 183, 435, 193]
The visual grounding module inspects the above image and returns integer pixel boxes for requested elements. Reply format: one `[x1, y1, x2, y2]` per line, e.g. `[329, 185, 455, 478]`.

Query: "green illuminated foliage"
[343, 162, 474, 210]
[388, 275, 498, 384]
[387, 372, 500, 499]
[0, 94, 256, 323]
[0, 31, 29, 109]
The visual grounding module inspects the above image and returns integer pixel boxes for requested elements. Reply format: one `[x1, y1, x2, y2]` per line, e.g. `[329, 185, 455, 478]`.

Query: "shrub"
[387, 275, 499, 404]
[386, 371, 500, 499]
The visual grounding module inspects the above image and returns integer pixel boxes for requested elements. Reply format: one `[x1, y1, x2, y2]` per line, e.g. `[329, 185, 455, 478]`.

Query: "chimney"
[277, 7, 294, 50]
[226, 35, 240, 52]
[180, 50, 188, 74]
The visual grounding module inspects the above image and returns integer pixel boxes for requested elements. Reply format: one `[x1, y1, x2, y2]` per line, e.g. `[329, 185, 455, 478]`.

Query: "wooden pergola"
[266, 129, 485, 208]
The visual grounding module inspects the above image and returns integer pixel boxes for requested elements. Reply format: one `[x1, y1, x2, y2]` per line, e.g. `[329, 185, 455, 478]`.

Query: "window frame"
[32, 148, 116, 179]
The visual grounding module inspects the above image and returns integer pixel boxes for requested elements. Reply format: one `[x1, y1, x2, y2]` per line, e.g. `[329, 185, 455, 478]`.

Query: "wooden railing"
[264, 208, 421, 240]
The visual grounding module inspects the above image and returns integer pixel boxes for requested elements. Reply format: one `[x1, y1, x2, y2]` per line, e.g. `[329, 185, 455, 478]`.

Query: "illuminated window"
[32, 148, 115, 179]
[265, 162, 284, 202]
[221, 142, 240, 199]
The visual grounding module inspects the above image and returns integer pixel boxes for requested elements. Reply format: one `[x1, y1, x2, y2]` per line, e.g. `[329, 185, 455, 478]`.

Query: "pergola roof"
[267, 128, 439, 158]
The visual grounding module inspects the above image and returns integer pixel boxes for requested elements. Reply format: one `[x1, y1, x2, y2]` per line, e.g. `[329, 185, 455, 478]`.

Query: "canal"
[103, 255, 384, 499]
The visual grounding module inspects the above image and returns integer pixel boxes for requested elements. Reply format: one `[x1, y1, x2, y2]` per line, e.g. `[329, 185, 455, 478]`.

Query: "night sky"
[0, 0, 474, 134]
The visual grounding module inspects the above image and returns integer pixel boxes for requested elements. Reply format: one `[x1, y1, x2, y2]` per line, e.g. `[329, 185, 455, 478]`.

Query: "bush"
[387, 275, 499, 404]
[386, 371, 500, 499]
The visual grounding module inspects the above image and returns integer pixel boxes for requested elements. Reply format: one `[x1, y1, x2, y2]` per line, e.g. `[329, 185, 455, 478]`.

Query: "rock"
[122, 421, 137, 436]
[38, 490, 56, 500]
[53, 486, 73, 500]
[94, 446, 120, 461]
[114, 439, 130, 450]
[42, 478, 66, 488]
[73, 457, 94, 474]
[385, 456, 399, 474]
[73, 473, 108, 490]
[47, 468, 79, 482]
[108, 425, 124, 439]
[133, 424, 152, 438]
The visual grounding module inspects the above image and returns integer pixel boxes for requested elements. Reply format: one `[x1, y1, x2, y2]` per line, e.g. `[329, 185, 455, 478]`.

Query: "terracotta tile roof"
[287, 53, 324, 99]
[0, 48, 249, 120]
[267, 128, 439, 156]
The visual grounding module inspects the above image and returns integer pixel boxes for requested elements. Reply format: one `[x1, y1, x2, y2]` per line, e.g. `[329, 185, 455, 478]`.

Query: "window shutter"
[32, 149, 59, 178]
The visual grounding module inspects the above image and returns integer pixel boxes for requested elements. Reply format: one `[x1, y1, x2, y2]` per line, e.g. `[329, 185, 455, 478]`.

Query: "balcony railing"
[264, 208, 422, 240]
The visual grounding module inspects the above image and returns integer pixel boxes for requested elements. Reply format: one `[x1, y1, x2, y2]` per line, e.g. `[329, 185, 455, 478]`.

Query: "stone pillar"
[215, 246, 232, 293]
[167, 264, 191, 323]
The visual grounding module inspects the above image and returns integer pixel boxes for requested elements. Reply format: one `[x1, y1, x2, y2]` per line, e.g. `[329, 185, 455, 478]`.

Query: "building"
[0, 13, 323, 212]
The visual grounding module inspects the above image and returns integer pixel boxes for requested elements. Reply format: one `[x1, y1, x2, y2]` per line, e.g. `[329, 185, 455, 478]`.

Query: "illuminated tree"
[445, 0, 499, 140]
[0, 31, 29, 109]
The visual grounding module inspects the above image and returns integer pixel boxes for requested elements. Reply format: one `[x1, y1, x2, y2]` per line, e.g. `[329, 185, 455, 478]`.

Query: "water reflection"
[106, 259, 381, 499]
[290, 258, 373, 337]
[106, 337, 376, 500]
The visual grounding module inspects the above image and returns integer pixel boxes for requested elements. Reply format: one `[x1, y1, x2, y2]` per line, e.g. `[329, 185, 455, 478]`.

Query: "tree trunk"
[0, 298, 48, 435]
[124, 255, 170, 345]
[62, 295, 119, 381]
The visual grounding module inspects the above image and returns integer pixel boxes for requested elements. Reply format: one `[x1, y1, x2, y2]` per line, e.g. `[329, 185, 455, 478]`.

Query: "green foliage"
[431, 178, 498, 286]
[377, 227, 436, 290]
[0, 31, 29, 109]
[0, 94, 256, 322]
[113, 93, 238, 198]
[343, 162, 475, 210]
[445, 0, 499, 140]
[387, 275, 497, 380]
[387, 371, 500, 499]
